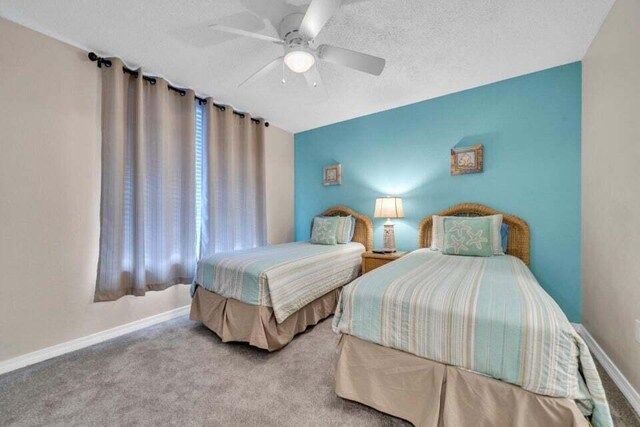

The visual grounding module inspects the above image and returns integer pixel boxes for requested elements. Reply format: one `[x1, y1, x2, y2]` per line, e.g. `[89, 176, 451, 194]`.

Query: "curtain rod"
[88, 52, 269, 127]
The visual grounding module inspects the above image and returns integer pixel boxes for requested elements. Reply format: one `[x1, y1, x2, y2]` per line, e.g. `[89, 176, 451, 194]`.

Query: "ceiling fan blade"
[299, 0, 342, 40]
[318, 44, 385, 75]
[238, 56, 284, 87]
[209, 24, 283, 44]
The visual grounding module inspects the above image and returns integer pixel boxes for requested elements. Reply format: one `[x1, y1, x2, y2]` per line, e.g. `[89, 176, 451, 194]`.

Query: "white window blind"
[195, 102, 205, 258]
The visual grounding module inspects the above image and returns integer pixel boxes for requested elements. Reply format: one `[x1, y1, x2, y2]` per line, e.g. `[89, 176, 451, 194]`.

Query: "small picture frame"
[451, 144, 483, 175]
[323, 164, 342, 186]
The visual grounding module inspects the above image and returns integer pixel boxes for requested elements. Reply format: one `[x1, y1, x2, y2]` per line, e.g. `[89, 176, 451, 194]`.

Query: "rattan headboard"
[321, 206, 374, 251]
[417, 203, 530, 265]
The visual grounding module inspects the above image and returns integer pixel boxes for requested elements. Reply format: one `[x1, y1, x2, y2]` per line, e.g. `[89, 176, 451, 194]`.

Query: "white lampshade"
[284, 50, 315, 73]
[374, 197, 404, 219]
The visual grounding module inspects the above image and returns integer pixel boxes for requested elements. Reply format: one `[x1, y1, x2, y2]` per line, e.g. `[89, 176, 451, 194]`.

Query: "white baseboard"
[0, 305, 190, 376]
[573, 323, 640, 417]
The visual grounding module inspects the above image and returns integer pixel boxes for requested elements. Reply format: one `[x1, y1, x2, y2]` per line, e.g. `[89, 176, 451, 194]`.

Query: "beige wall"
[583, 0, 640, 393]
[0, 17, 293, 362]
[265, 126, 294, 244]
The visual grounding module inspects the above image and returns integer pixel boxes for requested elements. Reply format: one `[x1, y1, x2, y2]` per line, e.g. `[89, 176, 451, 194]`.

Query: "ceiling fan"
[210, 0, 386, 91]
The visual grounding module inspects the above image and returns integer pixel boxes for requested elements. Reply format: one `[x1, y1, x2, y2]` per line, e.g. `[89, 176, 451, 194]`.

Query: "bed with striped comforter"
[333, 249, 613, 427]
[192, 241, 364, 323]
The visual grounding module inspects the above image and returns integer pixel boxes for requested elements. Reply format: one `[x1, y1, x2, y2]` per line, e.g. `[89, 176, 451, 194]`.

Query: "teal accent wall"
[294, 62, 582, 321]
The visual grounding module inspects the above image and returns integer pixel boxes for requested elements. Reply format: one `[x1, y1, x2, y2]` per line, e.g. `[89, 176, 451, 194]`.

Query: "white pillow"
[335, 215, 353, 244]
[431, 214, 504, 255]
[430, 215, 445, 251]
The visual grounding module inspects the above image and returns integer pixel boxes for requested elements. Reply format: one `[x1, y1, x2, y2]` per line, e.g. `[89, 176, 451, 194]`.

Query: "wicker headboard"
[320, 206, 374, 251]
[417, 203, 530, 265]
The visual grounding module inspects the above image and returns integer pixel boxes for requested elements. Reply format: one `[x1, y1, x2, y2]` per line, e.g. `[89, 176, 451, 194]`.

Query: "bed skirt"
[335, 334, 590, 427]
[190, 286, 341, 351]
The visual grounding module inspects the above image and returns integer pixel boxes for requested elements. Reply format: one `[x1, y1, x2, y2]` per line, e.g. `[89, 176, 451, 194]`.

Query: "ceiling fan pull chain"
[281, 61, 287, 84]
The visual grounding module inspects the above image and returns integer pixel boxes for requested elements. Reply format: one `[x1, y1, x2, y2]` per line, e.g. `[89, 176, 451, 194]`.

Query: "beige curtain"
[199, 100, 267, 256]
[95, 58, 196, 301]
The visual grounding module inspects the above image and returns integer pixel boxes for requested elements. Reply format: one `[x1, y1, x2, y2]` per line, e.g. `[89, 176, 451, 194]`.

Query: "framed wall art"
[323, 164, 342, 186]
[451, 144, 483, 175]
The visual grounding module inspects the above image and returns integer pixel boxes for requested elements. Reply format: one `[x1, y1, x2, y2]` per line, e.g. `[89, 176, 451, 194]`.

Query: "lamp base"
[383, 220, 396, 253]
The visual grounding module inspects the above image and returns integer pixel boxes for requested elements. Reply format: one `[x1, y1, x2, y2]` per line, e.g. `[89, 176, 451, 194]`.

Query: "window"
[195, 102, 205, 258]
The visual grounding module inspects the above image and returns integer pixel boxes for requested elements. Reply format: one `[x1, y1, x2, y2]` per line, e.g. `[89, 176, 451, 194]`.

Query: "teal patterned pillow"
[310, 216, 339, 245]
[443, 217, 493, 257]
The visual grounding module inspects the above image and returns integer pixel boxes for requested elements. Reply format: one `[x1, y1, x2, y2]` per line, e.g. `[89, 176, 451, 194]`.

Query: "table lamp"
[374, 196, 404, 252]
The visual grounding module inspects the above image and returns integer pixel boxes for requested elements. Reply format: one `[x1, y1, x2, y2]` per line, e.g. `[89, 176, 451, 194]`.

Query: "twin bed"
[190, 203, 613, 427]
[190, 206, 372, 351]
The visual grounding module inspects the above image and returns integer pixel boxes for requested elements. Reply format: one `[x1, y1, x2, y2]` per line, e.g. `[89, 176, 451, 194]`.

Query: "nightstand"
[361, 251, 408, 274]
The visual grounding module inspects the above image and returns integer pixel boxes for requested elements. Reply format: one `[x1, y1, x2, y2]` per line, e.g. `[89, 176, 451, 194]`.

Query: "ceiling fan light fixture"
[284, 50, 315, 73]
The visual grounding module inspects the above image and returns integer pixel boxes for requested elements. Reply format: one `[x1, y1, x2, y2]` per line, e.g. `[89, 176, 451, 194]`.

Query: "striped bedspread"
[333, 249, 613, 427]
[193, 242, 364, 323]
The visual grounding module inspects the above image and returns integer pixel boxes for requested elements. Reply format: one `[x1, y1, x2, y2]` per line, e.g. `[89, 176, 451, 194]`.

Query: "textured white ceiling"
[0, 0, 613, 132]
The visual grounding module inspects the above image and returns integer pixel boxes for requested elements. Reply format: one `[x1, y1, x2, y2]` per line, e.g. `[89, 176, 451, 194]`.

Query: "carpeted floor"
[1, 316, 639, 427]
